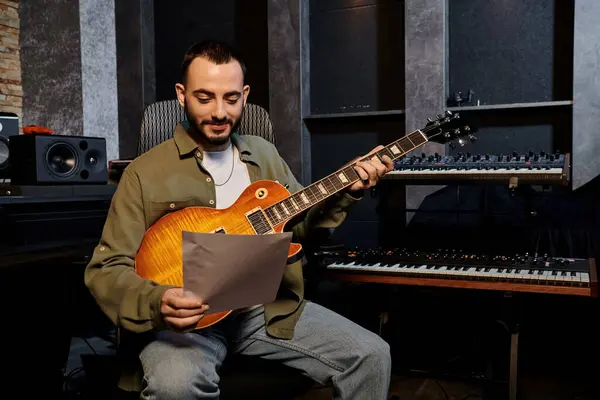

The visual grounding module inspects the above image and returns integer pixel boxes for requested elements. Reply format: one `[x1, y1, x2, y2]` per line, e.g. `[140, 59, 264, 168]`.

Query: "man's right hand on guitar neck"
[161, 288, 209, 333]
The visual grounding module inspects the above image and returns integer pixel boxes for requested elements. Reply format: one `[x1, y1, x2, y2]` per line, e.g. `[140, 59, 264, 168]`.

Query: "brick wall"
[0, 0, 21, 130]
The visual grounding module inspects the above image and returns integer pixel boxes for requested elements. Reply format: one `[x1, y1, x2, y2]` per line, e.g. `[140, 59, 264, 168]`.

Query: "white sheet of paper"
[182, 231, 293, 314]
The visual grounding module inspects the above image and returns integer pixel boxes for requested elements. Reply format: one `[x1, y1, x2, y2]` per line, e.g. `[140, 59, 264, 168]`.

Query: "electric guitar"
[134, 111, 473, 329]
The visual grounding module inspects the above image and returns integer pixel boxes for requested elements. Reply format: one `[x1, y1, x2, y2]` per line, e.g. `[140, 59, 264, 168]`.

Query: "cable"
[433, 380, 450, 400]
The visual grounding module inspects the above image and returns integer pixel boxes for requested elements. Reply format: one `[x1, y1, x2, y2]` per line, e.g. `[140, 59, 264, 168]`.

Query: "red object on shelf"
[23, 125, 54, 135]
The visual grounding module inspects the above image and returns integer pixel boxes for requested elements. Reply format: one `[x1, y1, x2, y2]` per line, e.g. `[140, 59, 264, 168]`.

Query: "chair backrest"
[137, 99, 275, 156]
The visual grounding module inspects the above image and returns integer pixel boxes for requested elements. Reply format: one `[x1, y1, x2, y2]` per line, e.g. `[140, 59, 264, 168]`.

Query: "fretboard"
[262, 129, 428, 228]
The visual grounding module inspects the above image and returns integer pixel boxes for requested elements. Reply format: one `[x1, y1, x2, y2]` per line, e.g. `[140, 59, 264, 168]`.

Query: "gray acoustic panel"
[404, 0, 446, 224]
[79, 0, 119, 161]
[20, 0, 84, 136]
[572, 0, 600, 190]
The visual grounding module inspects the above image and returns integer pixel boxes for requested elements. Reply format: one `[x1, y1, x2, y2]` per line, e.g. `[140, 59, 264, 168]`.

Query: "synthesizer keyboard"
[320, 247, 597, 297]
[384, 151, 570, 186]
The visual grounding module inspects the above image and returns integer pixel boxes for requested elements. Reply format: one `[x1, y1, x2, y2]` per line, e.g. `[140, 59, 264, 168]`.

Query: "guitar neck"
[263, 129, 429, 227]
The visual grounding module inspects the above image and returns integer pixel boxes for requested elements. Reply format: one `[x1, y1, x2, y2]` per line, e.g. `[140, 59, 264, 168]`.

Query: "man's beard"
[184, 104, 243, 147]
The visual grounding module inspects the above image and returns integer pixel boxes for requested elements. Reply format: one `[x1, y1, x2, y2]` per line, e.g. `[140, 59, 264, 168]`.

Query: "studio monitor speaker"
[0, 112, 19, 179]
[8, 134, 108, 185]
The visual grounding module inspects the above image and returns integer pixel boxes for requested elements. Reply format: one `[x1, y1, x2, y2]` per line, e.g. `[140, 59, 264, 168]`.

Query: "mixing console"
[385, 151, 570, 186]
[319, 247, 597, 297]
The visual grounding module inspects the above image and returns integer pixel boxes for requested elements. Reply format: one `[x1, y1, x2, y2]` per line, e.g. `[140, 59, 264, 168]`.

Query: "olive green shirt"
[84, 123, 361, 391]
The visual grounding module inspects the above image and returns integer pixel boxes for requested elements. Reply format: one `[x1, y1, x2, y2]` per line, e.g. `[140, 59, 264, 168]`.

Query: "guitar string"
[263, 117, 461, 226]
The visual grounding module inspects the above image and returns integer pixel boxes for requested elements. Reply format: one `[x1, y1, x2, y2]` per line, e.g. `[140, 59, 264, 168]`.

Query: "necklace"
[213, 146, 235, 186]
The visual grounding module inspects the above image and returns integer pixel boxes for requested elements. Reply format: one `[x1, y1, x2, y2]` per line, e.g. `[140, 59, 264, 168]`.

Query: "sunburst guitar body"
[134, 111, 471, 331]
[135, 180, 302, 329]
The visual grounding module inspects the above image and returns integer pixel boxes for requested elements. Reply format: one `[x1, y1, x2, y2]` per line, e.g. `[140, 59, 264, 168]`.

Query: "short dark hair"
[181, 40, 247, 84]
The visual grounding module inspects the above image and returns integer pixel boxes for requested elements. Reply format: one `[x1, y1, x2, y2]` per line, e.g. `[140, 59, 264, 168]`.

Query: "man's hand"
[347, 145, 394, 193]
[161, 288, 209, 333]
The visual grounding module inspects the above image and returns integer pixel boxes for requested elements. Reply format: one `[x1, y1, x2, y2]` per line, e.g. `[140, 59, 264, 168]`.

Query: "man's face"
[175, 56, 250, 150]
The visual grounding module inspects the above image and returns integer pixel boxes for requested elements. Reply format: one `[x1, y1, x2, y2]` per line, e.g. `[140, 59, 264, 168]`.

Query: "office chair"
[137, 99, 276, 156]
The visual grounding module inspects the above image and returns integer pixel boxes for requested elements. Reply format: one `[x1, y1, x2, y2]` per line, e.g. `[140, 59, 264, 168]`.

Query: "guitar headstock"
[422, 111, 476, 148]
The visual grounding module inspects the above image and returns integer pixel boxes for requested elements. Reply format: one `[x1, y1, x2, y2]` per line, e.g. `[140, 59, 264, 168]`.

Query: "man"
[85, 40, 394, 399]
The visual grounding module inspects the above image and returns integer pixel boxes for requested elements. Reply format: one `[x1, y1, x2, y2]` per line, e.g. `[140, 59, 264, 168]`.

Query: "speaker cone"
[0, 136, 8, 170]
[46, 142, 78, 177]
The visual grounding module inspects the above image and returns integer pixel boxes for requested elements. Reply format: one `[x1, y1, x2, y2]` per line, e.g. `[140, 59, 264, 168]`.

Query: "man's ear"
[175, 83, 186, 108]
[242, 84, 250, 106]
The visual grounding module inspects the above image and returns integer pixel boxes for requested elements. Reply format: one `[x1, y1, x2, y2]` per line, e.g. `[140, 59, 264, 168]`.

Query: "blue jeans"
[139, 301, 392, 399]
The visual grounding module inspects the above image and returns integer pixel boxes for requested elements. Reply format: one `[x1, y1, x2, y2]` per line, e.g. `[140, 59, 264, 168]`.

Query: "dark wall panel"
[153, 0, 269, 112]
[309, 0, 404, 115]
[447, 107, 573, 157]
[308, 117, 405, 247]
[115, 0, 153, 159]
[448, 0, 573, 106]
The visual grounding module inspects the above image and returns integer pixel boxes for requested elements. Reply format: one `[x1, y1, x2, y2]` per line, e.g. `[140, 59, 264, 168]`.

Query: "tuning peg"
[458, 138, 466, 146]
[449, 142, 456, 149]
[445, 110, 453, 117]
[468, 134, 477, 142]
[427, 117, 435, 123]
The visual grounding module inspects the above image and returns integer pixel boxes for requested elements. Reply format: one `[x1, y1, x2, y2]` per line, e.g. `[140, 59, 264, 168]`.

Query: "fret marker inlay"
[290, 198, 299, 210]
[390, 145, 400, 155]
[300, 193, 309, 204]
[338, 173, 348, 183]
[318, 183, 327, 195]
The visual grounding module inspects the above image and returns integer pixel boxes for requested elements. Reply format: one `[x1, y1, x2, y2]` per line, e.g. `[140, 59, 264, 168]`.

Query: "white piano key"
[581, 272, 590, 284]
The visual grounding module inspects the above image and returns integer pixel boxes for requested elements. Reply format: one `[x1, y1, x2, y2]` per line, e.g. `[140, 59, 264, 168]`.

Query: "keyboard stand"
[490, 291, 521, 400]
[504, 292, 521, 400]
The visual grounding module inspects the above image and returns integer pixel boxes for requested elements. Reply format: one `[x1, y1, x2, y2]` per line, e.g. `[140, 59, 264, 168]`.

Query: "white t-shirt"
[201, 142, 251, 209]
[201, 142, 261, 312]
